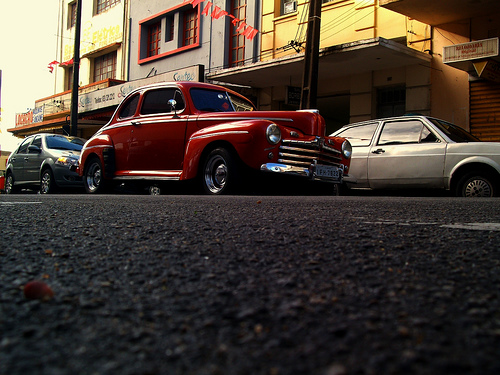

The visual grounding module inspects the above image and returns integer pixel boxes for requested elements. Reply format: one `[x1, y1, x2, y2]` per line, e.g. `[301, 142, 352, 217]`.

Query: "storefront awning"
[207, 37, 432, 89]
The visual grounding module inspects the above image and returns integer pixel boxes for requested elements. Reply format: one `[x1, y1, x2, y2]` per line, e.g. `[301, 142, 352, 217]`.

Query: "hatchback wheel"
[84, 157, 106, 194]
[201, 148, 239, 195]
[457, 173, 495, 197]
[40, 169, 57, 194]
[5, 173, 16, 194]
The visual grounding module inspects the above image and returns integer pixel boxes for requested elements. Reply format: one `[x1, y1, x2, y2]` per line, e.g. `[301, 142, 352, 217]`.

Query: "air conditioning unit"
[284, 1, 297, 15]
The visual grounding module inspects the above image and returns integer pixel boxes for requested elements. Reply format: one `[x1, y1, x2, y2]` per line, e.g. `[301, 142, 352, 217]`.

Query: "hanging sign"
[184, 0, 258, 41]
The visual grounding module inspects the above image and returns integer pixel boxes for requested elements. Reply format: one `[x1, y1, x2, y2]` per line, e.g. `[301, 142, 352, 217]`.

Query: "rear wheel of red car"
[84, 157, 107, 194]
[202, 148, 239, 195]
[456, 172, 495, 197]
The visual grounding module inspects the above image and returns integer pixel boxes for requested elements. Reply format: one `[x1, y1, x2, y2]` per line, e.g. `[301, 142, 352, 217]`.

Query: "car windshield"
[46, 135, 84, 151]
[190, 88, 254, 112]
[428, 118, 480, 142]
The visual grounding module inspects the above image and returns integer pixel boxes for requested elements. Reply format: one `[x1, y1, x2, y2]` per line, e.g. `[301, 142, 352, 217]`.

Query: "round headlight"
[266, 124, 281, 145]
[342, 140, 352, 159]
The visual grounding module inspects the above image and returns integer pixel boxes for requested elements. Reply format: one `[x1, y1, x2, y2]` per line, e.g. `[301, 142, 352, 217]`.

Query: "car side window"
[118, 94, 140, 119]
[140, 88, 185, 115]
[29, 136, 42, 152]
[420, 126, 439, 143]
[336, 123, 378, 147]
[17, 138, 32, 154]
[378, 120, 425, 145]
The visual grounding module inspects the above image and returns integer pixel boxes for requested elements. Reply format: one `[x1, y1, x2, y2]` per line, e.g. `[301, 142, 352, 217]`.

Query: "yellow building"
[209, 0, 433, 134]
[209, 0, 500, 138]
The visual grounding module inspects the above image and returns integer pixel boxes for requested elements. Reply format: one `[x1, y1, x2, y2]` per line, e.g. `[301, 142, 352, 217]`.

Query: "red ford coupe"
[75, 81, 351, 194]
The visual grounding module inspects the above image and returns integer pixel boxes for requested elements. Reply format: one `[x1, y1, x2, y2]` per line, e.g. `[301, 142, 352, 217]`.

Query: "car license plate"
[315, 165, 341, 180]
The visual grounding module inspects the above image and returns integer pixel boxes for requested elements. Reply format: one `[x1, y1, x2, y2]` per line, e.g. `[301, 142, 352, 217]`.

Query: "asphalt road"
[1, 194, 500, 375]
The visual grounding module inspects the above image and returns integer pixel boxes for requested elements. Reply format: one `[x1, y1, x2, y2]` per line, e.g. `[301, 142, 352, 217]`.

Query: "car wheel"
[202, 148, 239, 195]
[457, 173, 495, 197]
[149, 185, 161, 195]
[5, 173, 16, 194]
[84, 157, 106, 194]
[40, 169, 57, 194]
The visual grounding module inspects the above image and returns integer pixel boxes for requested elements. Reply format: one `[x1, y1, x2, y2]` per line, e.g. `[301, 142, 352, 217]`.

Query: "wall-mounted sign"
[64, 23, 123, 62]
[15, 111, 33, 127]
[474, 59, 500, 83]
[78, 65, 204, 113]
[443, 37, 499, 64]
[33, 106, 44, 123]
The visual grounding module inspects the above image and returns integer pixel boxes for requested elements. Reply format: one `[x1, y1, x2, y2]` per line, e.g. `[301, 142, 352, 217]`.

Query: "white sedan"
[330, 115, 500, 197]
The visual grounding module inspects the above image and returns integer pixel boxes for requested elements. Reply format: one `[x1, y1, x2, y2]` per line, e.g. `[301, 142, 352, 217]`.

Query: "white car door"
[367, 119, 447, 189]
[333, 122, 379, 188]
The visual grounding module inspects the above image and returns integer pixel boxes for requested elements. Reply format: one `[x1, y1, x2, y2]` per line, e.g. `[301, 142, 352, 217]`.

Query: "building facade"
[8, 0, 130, 139]
[128, 0, 260, 83]
[381, 0, 500, 141]
[208, 0, 434, 134]
[8, 0, 500, 142]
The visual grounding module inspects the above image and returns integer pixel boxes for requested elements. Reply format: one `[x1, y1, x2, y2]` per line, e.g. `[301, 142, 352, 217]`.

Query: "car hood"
[47, 149, 82, 158]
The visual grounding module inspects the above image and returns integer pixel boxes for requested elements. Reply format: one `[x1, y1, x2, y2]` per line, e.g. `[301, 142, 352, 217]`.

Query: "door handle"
[24, 157, 30, 161]
[372, 149, 385, 154]
[131, 121, 141, 126]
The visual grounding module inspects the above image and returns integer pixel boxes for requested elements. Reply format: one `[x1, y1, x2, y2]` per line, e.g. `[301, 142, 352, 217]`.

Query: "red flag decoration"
[60, 58, 74, 67]
[185, 0, 259, 41]
[47, 61, 59, 73]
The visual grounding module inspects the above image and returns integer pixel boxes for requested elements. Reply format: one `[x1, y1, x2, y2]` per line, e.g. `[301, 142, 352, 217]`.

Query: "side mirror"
[28, 145, 41, 154]
[168, 99, 179, 118]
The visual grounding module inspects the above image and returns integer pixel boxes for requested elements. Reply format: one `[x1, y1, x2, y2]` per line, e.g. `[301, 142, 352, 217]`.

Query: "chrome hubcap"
[205, 155, 227, 194]
[5, 176, 13, 194]
[86, 163, 101, 192]
[41, 172, 51, 193]
[464, 178, 492, 197]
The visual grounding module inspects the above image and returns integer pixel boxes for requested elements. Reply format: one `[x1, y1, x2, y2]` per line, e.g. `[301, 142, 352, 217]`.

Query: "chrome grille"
[278, 137, 343, 168]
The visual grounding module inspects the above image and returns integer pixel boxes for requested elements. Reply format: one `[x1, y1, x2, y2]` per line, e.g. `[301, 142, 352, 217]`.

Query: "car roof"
[342, 115, 433, 128]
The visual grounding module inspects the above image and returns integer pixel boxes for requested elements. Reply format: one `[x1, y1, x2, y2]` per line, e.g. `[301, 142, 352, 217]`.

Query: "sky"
[0, 0, 60, 152]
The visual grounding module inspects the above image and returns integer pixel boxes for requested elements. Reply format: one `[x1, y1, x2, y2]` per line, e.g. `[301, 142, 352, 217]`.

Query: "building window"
[230, 0, 246, 67]
[93, 51, 117, 82]
[377, 86, 406, 118]
[138, 5, 200, 64]
[183, 7, 198, 46]
[281, 0, 297, 16]
[166, 15, 174, 42]
[69, 1, 77, 28]
[65, 66, 73, 91]
[148, 22, 161, 57]
[96, 0, 120, 15]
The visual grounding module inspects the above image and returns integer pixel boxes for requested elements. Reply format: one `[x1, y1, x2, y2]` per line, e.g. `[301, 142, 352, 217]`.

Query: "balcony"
[380, 0, 500, 26]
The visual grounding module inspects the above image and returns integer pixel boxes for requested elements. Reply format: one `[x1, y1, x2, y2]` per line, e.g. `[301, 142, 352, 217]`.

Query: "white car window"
[337, 123, 378, 147]
[378, 120, 424, 145]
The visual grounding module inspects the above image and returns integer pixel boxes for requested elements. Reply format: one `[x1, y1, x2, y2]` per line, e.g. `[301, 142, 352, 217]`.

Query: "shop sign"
[64, 23, 123, 62]
[15, 110, 33, 127]
[443, 38, 499, 64]
[474, 59, 500, 83]
[78, 65, 202, 113]
[33, 106, 44, 123]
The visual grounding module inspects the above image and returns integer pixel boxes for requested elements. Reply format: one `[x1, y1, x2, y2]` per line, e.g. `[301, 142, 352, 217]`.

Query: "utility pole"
[70, 0, 82, 137]
[300, 0, 322, 110]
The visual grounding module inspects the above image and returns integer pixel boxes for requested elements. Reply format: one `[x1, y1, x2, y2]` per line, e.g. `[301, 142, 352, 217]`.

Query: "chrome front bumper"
[261, 162, 344, 183]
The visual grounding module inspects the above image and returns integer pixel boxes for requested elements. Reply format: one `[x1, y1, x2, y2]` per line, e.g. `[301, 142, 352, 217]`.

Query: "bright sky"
[0, 0, 59, 152]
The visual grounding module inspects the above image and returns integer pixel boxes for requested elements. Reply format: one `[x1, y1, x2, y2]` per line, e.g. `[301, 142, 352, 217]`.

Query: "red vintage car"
[75, 81, 352, 194]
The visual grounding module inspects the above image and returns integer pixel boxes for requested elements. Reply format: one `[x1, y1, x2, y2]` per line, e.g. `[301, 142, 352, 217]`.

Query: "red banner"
[185, 0, 258, 41]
